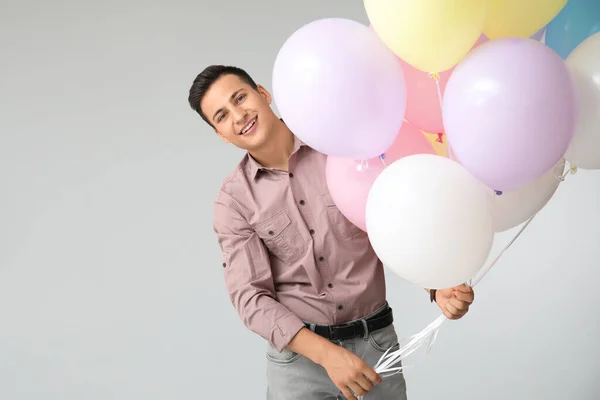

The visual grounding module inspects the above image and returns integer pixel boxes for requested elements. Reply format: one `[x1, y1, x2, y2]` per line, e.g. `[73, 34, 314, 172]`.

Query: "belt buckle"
[329, 322, 359, 341]
[328, 325, 338, 341]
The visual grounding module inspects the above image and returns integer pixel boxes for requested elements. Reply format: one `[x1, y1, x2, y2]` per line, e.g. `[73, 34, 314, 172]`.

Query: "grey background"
[1, 1, 599, 399]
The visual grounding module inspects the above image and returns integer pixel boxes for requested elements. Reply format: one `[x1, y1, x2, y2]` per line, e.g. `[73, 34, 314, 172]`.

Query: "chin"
[247, 131, 268, 149]
[235, 130, 264, 151]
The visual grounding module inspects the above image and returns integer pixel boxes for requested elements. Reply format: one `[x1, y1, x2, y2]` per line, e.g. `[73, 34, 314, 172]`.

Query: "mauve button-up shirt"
[212, 137, 386, 352]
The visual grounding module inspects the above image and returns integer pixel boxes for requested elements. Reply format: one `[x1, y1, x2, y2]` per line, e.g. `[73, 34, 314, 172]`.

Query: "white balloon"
[366, 154, 494, 289]
[492, 159, 565, 232]
[564, 32, 600, 170]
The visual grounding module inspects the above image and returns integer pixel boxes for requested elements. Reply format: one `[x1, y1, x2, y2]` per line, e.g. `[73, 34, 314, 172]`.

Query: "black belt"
[305, 305, 394, 341]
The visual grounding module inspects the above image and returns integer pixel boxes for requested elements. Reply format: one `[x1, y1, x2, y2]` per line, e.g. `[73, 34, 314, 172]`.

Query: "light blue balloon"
[546, 0, 600, 59]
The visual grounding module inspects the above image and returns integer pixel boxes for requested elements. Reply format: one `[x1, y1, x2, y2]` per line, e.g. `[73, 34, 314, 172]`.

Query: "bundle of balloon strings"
[371, 162, 577, 380]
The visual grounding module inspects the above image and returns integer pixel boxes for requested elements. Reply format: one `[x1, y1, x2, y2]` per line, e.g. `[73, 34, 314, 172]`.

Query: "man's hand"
[434, 284, 474, 320]
[286, 328, 381, 399]
[319, 344, 382, 400]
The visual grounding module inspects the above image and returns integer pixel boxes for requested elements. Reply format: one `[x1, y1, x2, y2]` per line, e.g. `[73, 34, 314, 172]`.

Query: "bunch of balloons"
[272, 0, 600, 289]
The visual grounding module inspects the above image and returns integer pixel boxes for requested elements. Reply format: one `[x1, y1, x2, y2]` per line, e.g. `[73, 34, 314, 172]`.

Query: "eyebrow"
[212, 88, 245, 122]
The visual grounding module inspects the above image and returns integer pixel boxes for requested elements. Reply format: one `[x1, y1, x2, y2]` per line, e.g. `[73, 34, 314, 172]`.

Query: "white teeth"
[241, 119, 256, 134]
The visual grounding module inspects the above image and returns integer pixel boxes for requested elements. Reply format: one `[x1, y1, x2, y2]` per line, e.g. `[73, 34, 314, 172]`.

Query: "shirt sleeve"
[213, 190, 305, 352]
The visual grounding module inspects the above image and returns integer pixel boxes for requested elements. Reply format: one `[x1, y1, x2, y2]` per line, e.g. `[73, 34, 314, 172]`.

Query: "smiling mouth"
[240, 117, 257, 135]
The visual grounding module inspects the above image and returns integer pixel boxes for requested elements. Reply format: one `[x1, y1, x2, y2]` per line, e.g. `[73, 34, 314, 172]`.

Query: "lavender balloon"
[272, 18, 407, 159]
[443, 37, 577, 191]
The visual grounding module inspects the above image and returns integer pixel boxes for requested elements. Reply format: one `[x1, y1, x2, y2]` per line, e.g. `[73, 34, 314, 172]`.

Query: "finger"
[356, 373, 374, 392]
[361, 367, 382, 385]
[341, 387, 358, 400]
[453, 290, 474, 303]
[442, 307, 455, 320]
[348, 382, 367, 398]
[444, 302, 465, 320]
[454, 284, 473, 294]
[448, 297, 469, 312]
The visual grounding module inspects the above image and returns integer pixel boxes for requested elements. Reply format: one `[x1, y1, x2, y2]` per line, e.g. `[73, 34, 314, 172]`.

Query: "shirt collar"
[246, 135, 306, 180]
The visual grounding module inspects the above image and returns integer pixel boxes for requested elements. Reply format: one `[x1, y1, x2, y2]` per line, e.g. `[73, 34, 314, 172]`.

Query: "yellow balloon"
[363, 0, 487, 73]
[483, 0, 567, 39]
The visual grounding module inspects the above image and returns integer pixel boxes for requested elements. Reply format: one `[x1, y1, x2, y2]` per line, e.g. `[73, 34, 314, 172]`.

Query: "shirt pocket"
[253, 210, 307, 264]
[321, 193, 363, 240]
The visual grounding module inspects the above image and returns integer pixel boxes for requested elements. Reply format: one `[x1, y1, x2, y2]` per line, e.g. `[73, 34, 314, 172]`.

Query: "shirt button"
[328, 283, 333, 289]
[337, 305, 343, 311]
[289, 172, 294, 178]
[268, 230, 274, 235]
[309, 229, 315, 235]
[319, 256, 324, 262]
[222, 263, 226, 268]
[299, 200, 305, 205]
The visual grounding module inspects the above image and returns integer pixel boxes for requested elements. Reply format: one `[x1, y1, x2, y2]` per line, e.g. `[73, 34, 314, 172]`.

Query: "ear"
[256, 84, 272, 105]
[215, 129, 230, 143]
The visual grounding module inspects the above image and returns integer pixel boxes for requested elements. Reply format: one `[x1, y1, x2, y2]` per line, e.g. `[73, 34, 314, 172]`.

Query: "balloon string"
[471, 165, 570, 287]
[356, 160, 370, 171]
[468, 204, 537, 287]
[428, 72, 444, 116]
[372, 164, 575, 377]
[428, 72, 451, 160]
[379, 154, 388, 167]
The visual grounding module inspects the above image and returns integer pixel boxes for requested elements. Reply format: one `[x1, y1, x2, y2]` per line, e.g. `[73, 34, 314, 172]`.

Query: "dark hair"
[188, 65, 259, 126]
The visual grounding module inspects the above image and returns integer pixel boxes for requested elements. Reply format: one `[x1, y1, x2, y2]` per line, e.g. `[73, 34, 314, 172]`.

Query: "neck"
[249, 119, 295, 171]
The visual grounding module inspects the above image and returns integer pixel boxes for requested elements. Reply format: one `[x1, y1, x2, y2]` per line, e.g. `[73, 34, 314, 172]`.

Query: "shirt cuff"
[272, 312, 306, 352]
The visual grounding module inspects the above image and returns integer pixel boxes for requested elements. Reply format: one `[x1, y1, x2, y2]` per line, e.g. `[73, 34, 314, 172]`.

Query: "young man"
[188, 65, 475, 400]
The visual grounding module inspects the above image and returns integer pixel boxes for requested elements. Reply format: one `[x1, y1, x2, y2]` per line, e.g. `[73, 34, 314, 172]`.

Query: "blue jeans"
[265, 311, 407, 399]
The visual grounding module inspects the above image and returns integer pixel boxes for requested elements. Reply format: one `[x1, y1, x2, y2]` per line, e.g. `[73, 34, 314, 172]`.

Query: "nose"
[231, 106, 247, 125]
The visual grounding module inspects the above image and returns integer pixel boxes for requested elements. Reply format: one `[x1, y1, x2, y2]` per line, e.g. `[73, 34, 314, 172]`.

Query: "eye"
[217, 112, 227, 123]
[236, 94, 246, 103]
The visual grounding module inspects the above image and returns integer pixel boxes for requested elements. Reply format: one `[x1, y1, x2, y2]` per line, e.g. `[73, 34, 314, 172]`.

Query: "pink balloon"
[399, 35, 487, 134]
[443, 37, 577, 191]
[326, 123, 436, 231]
[326, 157, 384, 232]
[397, 27, 545, 135]
[384, 122, 437, 163]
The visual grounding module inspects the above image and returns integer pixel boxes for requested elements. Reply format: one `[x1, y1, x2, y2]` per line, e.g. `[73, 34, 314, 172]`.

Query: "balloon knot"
[356, 160, 369, 171]
[570, 165, 578, 175]
[435, 133, 444, 143]
[494, 190, 503, 196]
[428, 72, 440, 82]
[379, 153, 386, 160]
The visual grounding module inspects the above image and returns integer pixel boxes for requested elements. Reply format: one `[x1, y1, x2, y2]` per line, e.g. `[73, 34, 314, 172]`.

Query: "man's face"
[200, 74, 278, 151]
